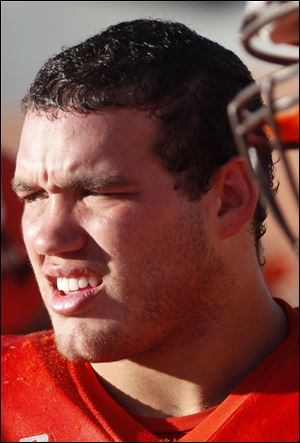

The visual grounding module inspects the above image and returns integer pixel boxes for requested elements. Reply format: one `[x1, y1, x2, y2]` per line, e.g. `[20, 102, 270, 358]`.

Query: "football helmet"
[228, 1, 299, 256]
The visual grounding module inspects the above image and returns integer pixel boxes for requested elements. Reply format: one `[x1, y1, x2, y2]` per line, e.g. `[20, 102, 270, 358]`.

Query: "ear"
[213, 156, 259, 240]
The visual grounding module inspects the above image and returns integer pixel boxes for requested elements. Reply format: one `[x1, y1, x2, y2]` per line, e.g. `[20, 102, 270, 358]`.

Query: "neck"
[91, 284, 288, 418]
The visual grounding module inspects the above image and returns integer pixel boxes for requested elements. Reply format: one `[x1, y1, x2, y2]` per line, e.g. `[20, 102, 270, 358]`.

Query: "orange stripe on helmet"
[263, 108, 299, 143]
[275, 108, 299, 142]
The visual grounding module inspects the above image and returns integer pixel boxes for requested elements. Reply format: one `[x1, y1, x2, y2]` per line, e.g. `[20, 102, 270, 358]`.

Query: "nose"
[33, 199, 87, 256]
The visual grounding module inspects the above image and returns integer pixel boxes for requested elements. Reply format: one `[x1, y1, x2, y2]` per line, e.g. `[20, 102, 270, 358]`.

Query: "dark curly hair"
[22, 19, 276, 264]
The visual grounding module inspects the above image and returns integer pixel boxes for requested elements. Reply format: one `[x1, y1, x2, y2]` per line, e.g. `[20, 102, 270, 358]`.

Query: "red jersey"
[1, 300, 298, 442]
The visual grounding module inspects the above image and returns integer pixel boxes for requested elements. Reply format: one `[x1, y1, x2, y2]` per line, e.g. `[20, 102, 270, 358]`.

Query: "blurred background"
[1, 1, 298, 334]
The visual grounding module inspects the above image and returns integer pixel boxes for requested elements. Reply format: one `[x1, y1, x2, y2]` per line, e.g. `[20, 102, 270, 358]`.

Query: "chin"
[52, 318, 132, 363]
[54, 333, 123, 363]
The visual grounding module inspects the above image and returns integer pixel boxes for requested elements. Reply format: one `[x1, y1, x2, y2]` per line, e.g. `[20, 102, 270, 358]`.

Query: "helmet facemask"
[228, 63, 299, 255]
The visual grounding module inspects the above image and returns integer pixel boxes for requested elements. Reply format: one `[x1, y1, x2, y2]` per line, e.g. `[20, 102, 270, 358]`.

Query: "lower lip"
[50, 284, 103, 316]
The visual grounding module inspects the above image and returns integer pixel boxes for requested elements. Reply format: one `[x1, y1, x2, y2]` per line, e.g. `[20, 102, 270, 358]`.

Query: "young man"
[2, 18, 298, 442]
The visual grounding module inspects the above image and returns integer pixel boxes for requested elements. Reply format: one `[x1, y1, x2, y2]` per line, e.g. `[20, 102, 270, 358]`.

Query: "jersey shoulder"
[1, 331, 113, 442]
[1, 329, 63, 377]
[2, 329, 55, 351]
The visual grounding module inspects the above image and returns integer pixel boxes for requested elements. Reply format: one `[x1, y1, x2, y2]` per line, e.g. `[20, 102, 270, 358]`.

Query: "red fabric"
[1, 299, 298, 442]
[133, 407, 216, 441]
[1, 332, 114, 442]
[132, 406, 216, 433]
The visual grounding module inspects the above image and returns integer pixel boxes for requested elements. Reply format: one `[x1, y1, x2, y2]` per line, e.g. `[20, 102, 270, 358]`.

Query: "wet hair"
[22, 18, 276, 265]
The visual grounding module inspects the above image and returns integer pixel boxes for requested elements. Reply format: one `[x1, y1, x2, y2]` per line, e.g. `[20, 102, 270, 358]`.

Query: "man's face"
[15, 109, 224, 362]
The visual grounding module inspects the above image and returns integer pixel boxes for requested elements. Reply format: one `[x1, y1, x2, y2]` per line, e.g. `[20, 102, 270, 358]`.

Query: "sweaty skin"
[15, 108, 288, 417]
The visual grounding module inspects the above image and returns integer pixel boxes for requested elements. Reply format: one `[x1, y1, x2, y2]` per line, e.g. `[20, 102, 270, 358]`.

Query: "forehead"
[16, 109, 161, 181]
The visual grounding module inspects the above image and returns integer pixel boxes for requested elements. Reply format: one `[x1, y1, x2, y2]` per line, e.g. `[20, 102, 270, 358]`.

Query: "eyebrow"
[11, 174, 139, 195]
[11, 178, 34, 194]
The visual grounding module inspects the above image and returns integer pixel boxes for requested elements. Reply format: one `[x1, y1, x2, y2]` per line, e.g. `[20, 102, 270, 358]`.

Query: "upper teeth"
[57, 276, 101, 292]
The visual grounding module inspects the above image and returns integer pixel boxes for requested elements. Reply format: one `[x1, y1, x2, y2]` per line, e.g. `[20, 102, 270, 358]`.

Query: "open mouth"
[56, 275, 103, 295]
[50, 274, 104, 315]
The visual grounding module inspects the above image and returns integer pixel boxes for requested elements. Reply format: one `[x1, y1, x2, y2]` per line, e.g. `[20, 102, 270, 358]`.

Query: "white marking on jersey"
[19, 434, 49, 442]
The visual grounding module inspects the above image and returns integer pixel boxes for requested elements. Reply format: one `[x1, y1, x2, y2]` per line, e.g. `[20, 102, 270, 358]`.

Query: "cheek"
[86, 204, 149, 254]
[21, 213, 40, 253]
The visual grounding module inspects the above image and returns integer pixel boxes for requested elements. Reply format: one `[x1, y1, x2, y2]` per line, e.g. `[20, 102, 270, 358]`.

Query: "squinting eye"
[81, 190, 130, 198]
[81, 190, 101, 197]
[21, 192, 48, 204]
